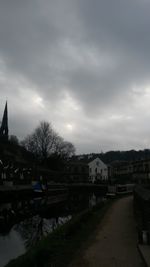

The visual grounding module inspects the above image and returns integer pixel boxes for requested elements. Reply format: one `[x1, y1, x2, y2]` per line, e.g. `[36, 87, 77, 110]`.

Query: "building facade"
[64, 161, 89, 183]
[88, 157, 108, 183]
[109, 159, 150, 184]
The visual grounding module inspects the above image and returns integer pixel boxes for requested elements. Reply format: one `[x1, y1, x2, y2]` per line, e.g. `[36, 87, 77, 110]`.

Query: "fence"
[134, 185, 150, 244]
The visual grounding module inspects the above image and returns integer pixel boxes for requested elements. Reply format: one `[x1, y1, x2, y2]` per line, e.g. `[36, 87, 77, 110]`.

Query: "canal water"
[0, 191, 106, 267]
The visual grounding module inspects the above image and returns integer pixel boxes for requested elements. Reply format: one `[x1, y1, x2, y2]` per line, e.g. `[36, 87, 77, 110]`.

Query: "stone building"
[88, 157, 108, 183]
[64, 156, 108, 183]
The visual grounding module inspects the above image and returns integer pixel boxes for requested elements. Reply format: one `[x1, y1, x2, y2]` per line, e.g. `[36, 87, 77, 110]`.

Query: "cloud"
[0, 0, 150, 153]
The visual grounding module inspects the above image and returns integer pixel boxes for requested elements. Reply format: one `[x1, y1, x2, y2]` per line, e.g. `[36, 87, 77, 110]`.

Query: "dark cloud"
[0, 0, 150, 153]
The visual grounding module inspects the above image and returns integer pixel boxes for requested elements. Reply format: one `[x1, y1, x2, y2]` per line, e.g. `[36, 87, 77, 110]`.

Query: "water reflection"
[15, 215, 72, 249]
[0, 195, 67, 235]
[0, 191, 105, 267]
[0, 229, 25, 267]
[89, 193, 96, 207]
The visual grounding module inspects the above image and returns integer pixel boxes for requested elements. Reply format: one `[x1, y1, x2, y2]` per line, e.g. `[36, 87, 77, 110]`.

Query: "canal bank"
[3, 195, 110, 267]
[0, 184, 68, 202]
[1, 187, 137, 267]
[5, 195, 143, 267]
[0, 183, 107, 202]
[0, 188, 106, 267]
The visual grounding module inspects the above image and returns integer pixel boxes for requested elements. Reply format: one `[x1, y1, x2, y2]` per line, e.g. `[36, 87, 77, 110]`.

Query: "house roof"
[69, 155, 107, 165]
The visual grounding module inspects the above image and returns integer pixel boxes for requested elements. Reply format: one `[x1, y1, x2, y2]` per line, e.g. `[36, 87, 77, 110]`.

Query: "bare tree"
[56, 140, 75, 158]
[53, 135, 64, 154]
[62, 141, 76, 158]
[52, 134, 75, 158]
[22, 121, 56, 160]
[21, 121, 75, 160]
[34, 121, 56, 159]
[21, 133, 38, 156]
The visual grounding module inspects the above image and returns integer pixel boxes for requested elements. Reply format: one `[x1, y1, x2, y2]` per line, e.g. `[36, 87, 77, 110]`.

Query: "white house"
[88, 157, 108, 183]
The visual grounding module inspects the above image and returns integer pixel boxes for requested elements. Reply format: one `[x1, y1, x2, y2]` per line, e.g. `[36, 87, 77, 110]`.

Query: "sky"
[0, 0, 150, 154]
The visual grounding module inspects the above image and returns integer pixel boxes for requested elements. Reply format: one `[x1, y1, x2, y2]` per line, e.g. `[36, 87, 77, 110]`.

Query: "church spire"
[0, 101, 8, 142]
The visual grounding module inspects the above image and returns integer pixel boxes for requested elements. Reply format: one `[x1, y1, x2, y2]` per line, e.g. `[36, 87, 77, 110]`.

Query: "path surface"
[70, 196, 144, 267]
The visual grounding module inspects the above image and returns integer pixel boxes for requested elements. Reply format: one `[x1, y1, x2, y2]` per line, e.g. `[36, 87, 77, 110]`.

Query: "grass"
[5, 199, 113, 267]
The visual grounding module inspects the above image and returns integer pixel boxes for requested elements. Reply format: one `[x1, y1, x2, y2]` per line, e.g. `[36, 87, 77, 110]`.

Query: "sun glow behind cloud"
[66, 123, 74, 131]
[33, 96, 44, 108]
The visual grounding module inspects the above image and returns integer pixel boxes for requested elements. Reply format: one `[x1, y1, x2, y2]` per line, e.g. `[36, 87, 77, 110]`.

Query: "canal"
[0, 190, 106, 267]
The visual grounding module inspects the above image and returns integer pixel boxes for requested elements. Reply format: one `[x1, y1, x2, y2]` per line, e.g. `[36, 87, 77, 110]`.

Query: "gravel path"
[70, 196, 144, 267]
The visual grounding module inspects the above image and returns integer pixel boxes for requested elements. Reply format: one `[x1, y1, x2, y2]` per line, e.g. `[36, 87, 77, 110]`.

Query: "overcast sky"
[0, 0, 150, 154]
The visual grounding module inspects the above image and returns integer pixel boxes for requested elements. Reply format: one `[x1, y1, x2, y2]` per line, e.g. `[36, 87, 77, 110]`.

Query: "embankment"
[5, 199, 112, 267]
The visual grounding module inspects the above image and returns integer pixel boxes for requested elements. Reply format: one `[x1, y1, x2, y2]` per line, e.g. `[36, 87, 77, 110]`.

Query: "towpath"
[70, 196, 144, 267]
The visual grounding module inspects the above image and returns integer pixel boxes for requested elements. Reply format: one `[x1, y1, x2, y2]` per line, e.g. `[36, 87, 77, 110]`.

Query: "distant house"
[108, 158, 150, 184]
[64, 161, 89, 183]
[88, 157, 108, 183]
[64, 155, 108, 183]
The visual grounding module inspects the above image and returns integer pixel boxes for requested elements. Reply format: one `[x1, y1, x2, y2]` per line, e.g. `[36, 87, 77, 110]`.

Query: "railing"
[134, 185, 150, 244]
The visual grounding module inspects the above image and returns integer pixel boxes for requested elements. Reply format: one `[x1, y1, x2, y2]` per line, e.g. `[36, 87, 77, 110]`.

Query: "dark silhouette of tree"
[76, 149, 150, 165]
[54, 137, 75, 159]
[21, 121, 75, 162]
[21, 122, 57, 160]
[60, 141, 75, 158]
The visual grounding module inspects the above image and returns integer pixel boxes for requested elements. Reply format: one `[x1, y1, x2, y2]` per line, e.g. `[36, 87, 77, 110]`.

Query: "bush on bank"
[5, 200, 111, 267]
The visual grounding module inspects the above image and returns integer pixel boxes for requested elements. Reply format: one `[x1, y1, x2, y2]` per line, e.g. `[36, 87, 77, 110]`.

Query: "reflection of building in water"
[13, 214, 72, 249]
[89, 193, 96, 207]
